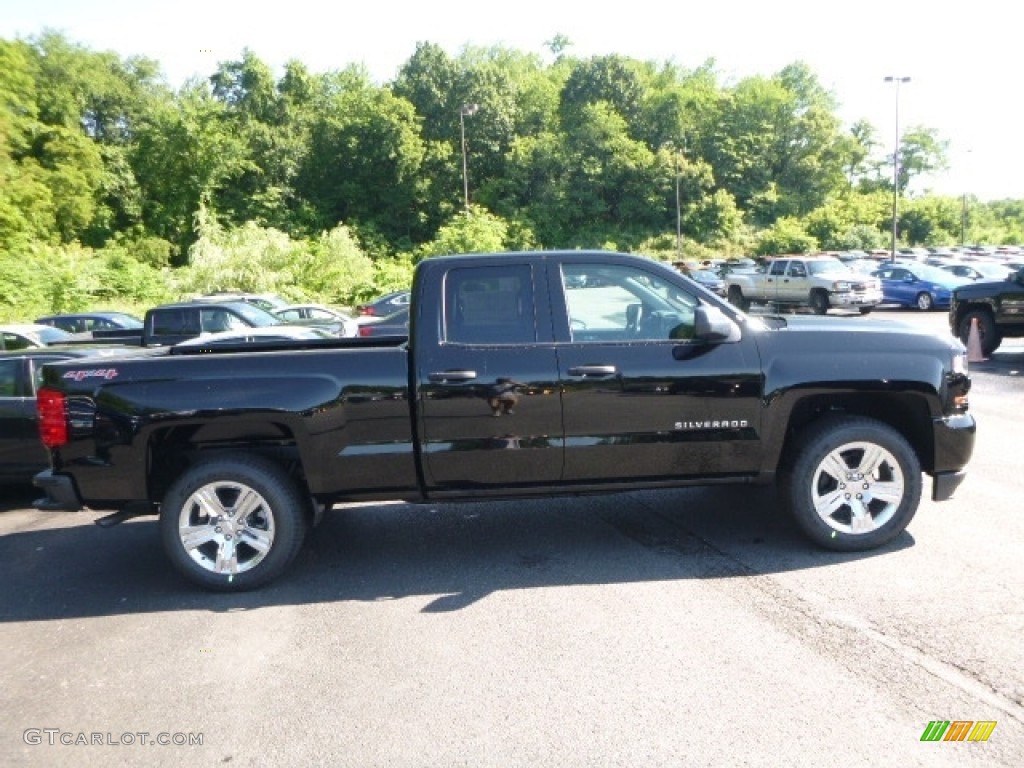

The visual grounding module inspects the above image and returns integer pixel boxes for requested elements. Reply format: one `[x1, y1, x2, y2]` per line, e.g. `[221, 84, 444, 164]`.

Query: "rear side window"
[151, 309, 201, 338]
[444, 265, 535, 345]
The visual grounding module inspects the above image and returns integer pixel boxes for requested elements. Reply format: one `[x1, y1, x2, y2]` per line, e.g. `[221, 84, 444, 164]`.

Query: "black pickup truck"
[33, 250, 976, 591]
[949, 265, 1024, 356]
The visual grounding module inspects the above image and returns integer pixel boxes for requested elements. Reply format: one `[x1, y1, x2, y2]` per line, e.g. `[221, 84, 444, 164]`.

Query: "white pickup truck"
[725, 256, 882, 314]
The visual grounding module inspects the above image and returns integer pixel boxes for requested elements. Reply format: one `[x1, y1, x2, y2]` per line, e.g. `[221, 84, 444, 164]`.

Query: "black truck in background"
[33, 251, 976, 591]
[949, 265, 1024, 356]
[81, 299, 349, 347]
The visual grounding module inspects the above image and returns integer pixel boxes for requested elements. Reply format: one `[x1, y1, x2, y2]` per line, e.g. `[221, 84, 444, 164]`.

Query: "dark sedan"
[356, 290, 410, 317]
[35, 311, 143, 334]
[686, 269, 726, 296]
[871, 263, 969, 311]
[357, 307, 409, 337]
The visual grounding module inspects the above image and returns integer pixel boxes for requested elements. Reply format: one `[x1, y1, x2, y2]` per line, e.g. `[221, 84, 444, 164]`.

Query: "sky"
[4, 0, 1021, 201]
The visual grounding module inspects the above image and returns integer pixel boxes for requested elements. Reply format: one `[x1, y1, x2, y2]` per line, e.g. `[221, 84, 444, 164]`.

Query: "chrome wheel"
[782, 415, 921, 551]
[177, 481, 276, 575]
[810, 440, 904, 535]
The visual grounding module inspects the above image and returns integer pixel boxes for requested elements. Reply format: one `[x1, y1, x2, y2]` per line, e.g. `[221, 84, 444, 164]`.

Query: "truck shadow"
[0, 485, 914, 623]
[972, 347, 1024, 377]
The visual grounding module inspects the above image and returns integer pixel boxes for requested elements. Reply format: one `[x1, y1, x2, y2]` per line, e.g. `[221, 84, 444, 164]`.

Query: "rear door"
[782, 260, 810, 302]
[415, 260, 564, 492]
[765, 259, 788, 302]
[551, 256, 763, 484]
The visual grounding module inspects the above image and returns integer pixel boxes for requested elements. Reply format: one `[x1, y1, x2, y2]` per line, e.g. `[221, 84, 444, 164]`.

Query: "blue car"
[871, 263, 969, 311]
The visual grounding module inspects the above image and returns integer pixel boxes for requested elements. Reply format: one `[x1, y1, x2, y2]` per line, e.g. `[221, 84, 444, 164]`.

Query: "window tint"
[444, 265, 535, 345]
[0, 360, 18, 397]
[1, 332, 30, 351]
[151, 309, 201, 337]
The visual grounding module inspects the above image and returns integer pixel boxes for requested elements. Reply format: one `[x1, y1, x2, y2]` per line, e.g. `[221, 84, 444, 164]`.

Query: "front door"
[552, 258, 763, 484]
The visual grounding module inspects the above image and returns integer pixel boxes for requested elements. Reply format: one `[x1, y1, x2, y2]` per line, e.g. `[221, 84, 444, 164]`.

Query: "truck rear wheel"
[160, 454, 308, 591]
[781, 416, 921, 551]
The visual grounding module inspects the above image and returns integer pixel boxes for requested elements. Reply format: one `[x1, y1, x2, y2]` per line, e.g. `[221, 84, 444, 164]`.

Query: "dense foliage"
[1, 32, 1021, 321]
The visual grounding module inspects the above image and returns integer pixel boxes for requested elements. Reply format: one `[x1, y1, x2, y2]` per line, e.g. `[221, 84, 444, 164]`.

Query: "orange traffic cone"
[966, 317, 986, 363]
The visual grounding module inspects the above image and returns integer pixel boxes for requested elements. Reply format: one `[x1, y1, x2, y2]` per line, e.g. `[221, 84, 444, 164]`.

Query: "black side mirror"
[694, 305, 741, 343]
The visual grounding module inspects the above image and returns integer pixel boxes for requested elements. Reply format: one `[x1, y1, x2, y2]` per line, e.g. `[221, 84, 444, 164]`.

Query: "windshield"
[807, 259, 848, 275]
[230, 303, 281, 327]
[38, 326, 74, 343]
[911, 264, 968, 282]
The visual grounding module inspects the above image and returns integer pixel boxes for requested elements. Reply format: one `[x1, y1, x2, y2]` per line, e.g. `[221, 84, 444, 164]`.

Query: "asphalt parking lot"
[1, 306, 1021, 767]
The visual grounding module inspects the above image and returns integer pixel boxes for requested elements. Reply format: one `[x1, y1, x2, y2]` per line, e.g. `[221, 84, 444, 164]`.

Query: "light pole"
[459, 103, 478, 212]
[674, 148, 683, 260]
[662, 140, 684, 260]
[883, 76, 910, 261]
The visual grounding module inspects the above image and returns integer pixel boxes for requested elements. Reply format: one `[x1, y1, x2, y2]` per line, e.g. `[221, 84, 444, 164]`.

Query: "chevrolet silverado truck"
[949, 265, 1024, 356]
[33, 250, 975, 591]
[725, 256, 882, 314]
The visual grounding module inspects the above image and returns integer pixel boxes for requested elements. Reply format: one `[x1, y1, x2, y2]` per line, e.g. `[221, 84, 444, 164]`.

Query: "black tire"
[781, 415, 922, 552]
[915, 292, 934, 311]
[858, 307, 873, 315]
[809, 290, 830, 315]
[160, 454, 308, 591]
[727, 285, 750, 311]
[958, 309, 1002, 356]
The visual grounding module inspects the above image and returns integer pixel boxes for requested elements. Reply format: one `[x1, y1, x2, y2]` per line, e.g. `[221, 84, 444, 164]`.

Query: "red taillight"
[37, 387, 68, 448]
[359, 307, 376, 316]
[358, 326, 372, 337]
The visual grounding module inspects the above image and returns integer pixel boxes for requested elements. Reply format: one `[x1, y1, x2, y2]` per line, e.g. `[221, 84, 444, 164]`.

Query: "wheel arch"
[772, 392, 936, 476]
[146, 421, 316, 519]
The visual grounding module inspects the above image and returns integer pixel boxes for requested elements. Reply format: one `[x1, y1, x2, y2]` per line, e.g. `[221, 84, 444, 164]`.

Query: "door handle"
[428, 370, 477, 382]
[567, 365, 618, 377]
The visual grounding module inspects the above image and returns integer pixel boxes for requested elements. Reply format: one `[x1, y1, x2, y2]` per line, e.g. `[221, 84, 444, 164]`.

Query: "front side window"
[561, 263, 698, 342]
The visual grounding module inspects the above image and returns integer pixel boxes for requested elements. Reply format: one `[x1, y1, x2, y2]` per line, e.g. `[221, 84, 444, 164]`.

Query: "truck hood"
[753, 313, 965, 354]
[748, 314, 966, 394]
[953, 272, 1023, 297]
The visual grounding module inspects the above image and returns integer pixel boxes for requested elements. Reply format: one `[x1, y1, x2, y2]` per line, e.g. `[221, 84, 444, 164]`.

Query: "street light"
[883, 76, 911, 261]
[459, 103, 479, 212]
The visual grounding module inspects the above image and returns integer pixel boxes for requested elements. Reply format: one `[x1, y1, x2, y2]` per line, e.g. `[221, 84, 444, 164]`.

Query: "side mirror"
[693, 305, 741, 343]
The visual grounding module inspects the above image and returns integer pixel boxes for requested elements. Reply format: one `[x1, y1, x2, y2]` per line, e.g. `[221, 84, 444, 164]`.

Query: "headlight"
[951, 351, 968, 375]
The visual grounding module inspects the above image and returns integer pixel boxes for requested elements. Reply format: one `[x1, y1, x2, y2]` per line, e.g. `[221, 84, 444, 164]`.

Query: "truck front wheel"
[160, 454, 308, 591]
[781, 416, 921, 551]
[958, 309, 1001, 356]
[727, 285, 750, 311]
[809, 290, 830, 315]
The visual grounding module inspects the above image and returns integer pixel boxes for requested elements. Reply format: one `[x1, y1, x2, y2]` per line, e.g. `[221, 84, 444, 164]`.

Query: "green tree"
[416, 206, 510, 260]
